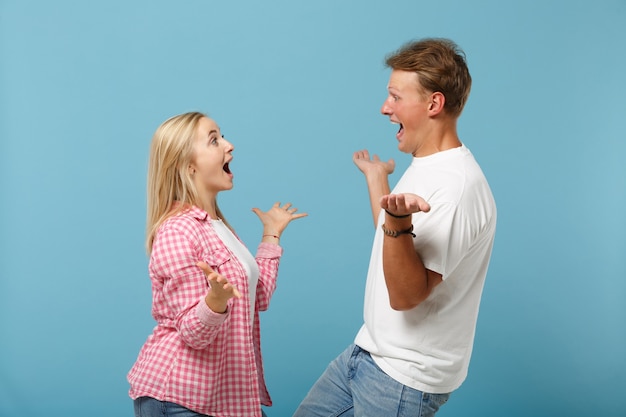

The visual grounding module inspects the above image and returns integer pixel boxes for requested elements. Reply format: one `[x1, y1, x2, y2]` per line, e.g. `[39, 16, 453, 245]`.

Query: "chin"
[397, 142, 412, 155]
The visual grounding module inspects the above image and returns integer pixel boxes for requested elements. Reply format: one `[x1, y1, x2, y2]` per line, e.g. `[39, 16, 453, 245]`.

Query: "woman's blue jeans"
[293, 344, 450, 417]
[133, 397, 268, 417]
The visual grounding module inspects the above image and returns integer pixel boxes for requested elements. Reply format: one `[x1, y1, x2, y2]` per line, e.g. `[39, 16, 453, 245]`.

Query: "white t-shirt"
[211, 219, 259, 327]
[354, 145, 497, 394]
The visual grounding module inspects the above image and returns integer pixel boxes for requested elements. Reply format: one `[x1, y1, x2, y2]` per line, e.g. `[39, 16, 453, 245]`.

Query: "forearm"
[254, 242, 282, 310]
[365, 174, 391, 228]
[381, 214, 432, 310]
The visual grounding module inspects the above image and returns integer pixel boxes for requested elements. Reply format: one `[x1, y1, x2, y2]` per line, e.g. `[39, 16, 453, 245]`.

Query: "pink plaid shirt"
[127, 206, 283, 417]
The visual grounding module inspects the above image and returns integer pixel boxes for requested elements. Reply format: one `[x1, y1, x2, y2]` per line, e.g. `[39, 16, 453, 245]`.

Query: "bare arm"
[353, 150, 395, 227]
[380, 193, 443, 310]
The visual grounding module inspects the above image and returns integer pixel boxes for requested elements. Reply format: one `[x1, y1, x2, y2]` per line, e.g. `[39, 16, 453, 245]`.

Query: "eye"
[208, 132, 225, 146]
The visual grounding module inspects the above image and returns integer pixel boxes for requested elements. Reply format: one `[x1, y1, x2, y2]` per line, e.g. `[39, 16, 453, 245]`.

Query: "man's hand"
[353, 149, 395, 178]
[381, 193, 431, 217]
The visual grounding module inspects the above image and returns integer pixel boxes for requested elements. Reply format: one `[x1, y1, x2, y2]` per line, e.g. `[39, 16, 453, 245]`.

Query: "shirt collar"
[184, 204, 210, 221]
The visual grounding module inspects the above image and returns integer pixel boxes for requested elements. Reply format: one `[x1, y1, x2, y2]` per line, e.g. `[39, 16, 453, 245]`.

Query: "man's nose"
[381, 98, 392, 115]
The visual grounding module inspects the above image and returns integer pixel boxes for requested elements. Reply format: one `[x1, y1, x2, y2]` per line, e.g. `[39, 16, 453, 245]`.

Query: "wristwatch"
[381, 224, 415, 238]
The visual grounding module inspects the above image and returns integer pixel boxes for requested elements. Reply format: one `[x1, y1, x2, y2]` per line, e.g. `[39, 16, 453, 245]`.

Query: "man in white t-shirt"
[294, 38, 497, 417]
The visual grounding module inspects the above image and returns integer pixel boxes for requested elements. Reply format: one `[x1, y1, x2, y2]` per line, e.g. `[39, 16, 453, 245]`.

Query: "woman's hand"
[197, 261, 242, 314]
[252, 202, 308, 241]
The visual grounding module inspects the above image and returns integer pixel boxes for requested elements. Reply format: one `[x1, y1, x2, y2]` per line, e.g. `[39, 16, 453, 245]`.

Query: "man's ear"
[428, 92, 446, 115]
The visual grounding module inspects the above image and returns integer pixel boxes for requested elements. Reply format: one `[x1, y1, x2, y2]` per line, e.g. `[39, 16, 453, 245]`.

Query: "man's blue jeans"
[293, 344, 450, 417]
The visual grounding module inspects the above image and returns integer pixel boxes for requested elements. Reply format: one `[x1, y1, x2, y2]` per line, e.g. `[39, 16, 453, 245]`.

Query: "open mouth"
[223, 163, 231, 174]
[396, 122, 404, 138]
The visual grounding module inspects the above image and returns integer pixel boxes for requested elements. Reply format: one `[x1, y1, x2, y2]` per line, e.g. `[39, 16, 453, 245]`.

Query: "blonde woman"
[127, 112, 307, 417]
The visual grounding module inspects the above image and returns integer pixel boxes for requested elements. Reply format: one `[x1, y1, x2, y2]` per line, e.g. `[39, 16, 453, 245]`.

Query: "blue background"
[1, 1, 625, 416]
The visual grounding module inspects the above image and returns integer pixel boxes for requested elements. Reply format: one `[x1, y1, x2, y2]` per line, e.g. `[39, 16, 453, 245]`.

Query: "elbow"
[178, 322, 216, 350]
[388, 296, 422, 311]
[388, 291, 428, 311]
[180, 333, 211, 350]
[389, 300, 419, 311]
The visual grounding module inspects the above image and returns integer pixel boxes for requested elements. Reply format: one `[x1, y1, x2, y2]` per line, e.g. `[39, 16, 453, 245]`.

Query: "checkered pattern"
[128, 206, 282, 417]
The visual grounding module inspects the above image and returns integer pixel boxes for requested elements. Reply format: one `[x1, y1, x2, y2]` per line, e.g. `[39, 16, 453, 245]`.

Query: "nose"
[223, 138, 234, 152]
[381, 97, 392, 115]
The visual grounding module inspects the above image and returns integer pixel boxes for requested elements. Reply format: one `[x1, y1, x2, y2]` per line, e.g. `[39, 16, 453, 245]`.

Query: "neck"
[412, 119, 461, 157]
[198, 194, 218, 219]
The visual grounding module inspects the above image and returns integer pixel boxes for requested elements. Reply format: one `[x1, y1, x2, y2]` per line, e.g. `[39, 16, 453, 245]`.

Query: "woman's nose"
[224, 138, 234, 152]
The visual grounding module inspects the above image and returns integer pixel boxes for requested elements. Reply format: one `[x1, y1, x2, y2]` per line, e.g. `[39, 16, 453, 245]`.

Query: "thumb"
[418, 200, 431, 213]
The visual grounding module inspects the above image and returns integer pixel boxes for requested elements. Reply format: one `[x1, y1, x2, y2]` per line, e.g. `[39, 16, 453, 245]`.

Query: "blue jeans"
[293, 344, 450, 417]
[133, 397, 269, 417]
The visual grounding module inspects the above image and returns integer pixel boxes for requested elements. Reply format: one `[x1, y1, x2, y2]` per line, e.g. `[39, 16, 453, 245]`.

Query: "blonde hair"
[145, 111, 229, 254]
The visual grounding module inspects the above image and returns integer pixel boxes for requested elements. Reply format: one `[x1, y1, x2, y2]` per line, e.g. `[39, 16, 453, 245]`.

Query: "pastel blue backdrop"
[1, 1, 624, 416]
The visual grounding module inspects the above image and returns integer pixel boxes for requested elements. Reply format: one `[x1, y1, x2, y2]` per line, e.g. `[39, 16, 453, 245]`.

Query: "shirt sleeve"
[254, 242, 283, 311]
[150, 221, 230, 350]
[413, 202, 472, 279]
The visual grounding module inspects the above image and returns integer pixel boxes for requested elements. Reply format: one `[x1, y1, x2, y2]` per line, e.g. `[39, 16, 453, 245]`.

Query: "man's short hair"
[385, 38, 472, 117]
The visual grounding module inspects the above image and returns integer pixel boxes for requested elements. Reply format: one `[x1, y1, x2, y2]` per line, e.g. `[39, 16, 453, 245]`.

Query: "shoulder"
[156, 206, 211, 245]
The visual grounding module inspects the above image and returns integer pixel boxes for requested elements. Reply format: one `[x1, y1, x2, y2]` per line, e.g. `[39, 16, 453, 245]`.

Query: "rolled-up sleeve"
[255, 242, 283, 311]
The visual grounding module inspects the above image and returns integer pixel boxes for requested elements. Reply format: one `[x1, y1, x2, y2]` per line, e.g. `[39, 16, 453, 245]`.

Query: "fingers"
[196, 261, 213, 275]
[381, 193, 431, 214]
[282, 203, 307, 218]
[353, 149, 371, 161]
[197, 261, 242, 298]
[204, 271, 243, 299]
[269, 202, 306, 216]
[381, 194, 404, 212]
[227, 284, 243, 299]
[211, 278, 243, 299]
[212, 276, 242, 299]
[417, 199, 431, 213]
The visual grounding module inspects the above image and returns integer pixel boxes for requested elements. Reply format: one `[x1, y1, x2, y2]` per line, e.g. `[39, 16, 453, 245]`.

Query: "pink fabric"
[128, 206, 282, 417]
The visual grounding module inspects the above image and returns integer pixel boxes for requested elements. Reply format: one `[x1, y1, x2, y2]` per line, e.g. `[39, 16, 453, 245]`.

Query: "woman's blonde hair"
[145, 111, 229, 254]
